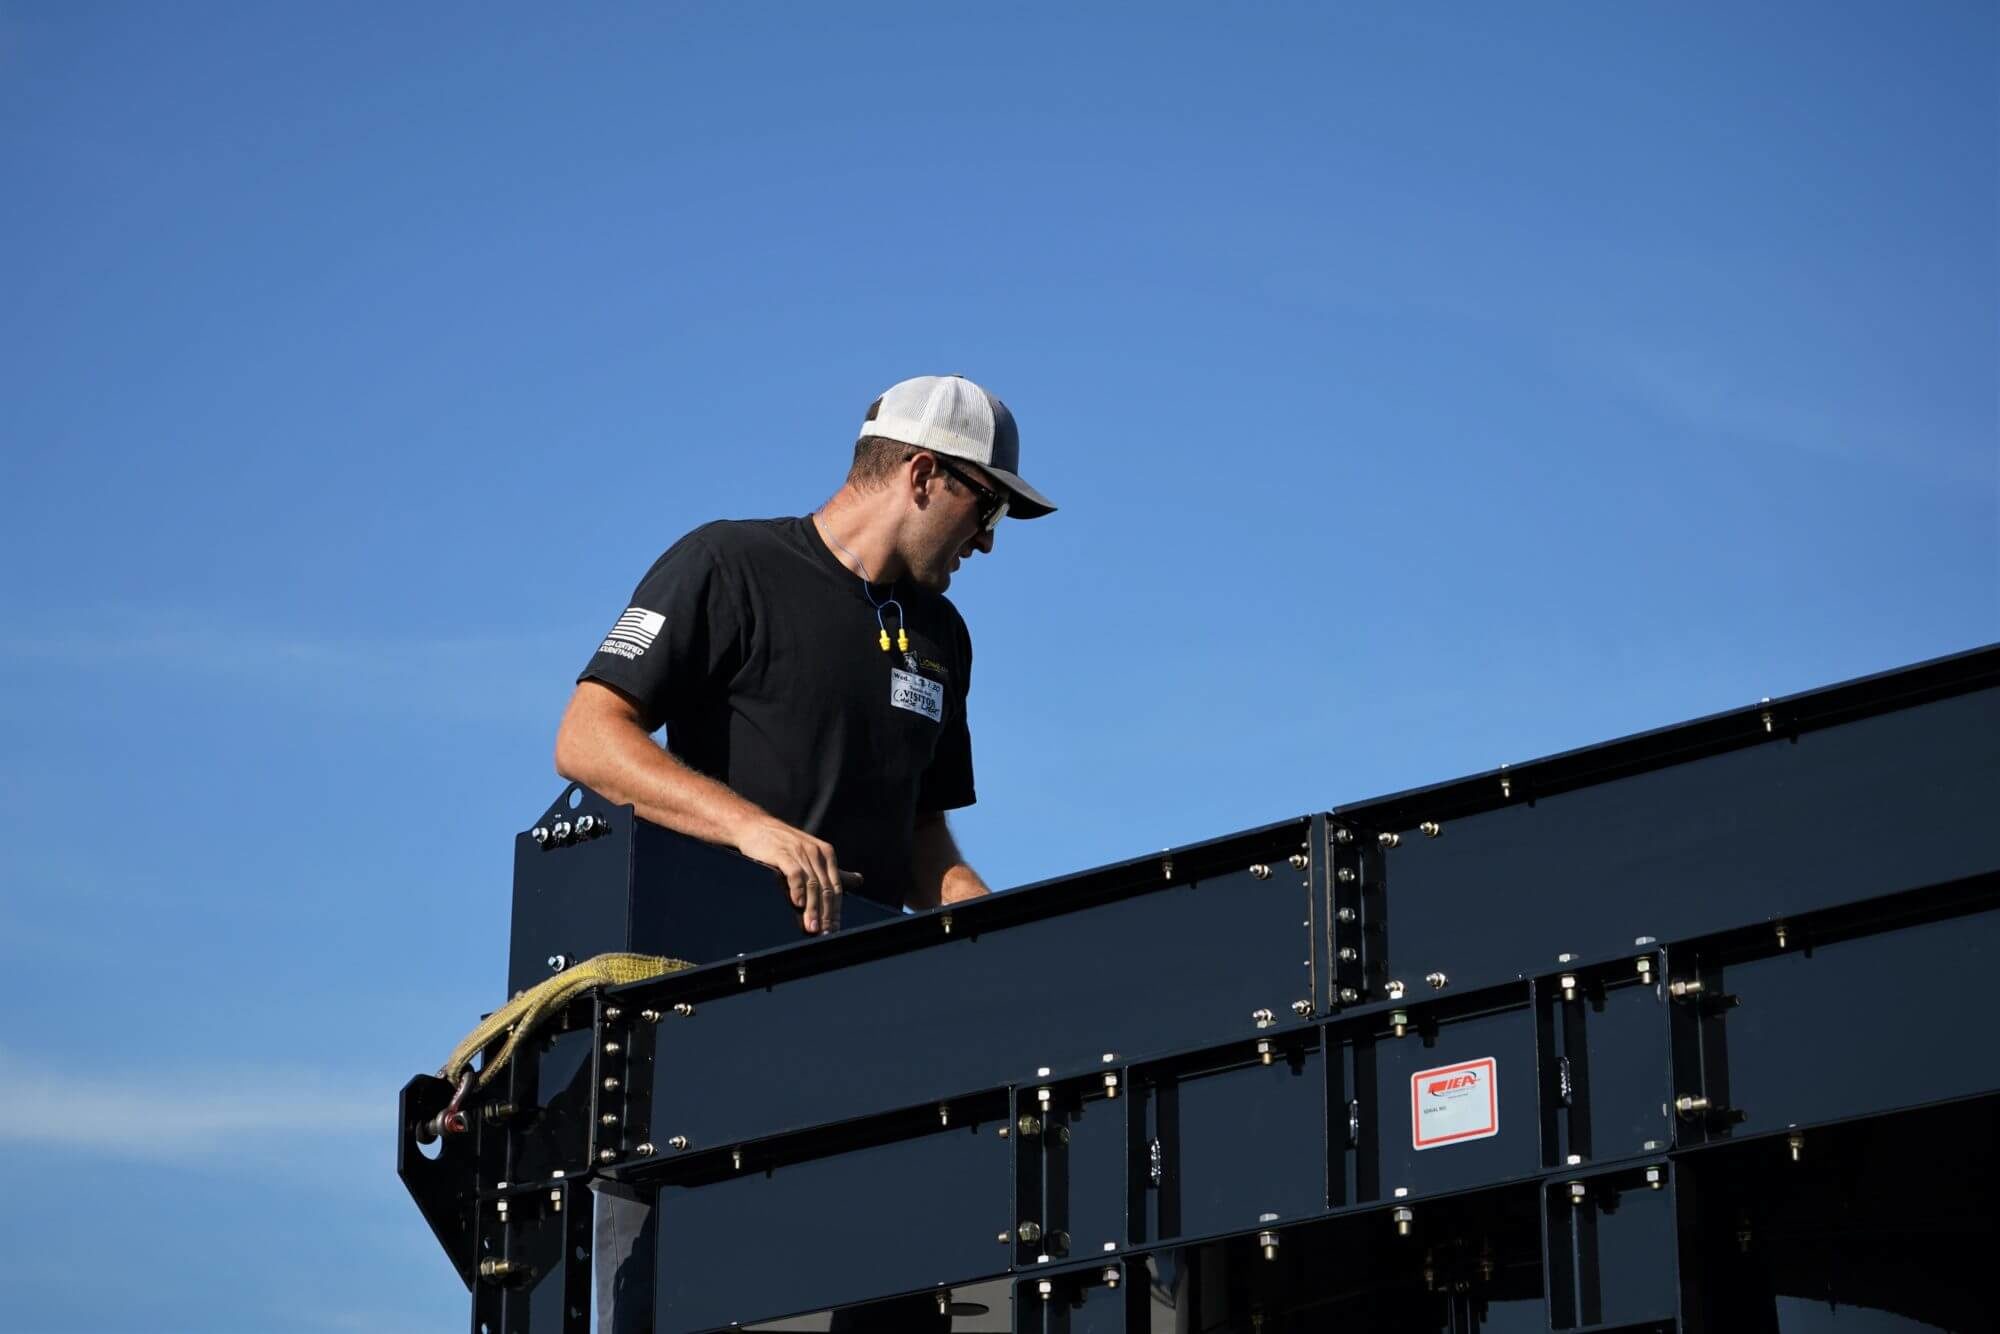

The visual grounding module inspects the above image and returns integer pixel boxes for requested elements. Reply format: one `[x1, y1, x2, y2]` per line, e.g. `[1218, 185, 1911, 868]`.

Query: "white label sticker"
[889, 667, 944, 723]
[1412, 1057, 1498, 1150]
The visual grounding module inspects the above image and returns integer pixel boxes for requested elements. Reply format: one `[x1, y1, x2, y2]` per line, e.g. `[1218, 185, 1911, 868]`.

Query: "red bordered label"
[1411, 1057, 1498, 1150]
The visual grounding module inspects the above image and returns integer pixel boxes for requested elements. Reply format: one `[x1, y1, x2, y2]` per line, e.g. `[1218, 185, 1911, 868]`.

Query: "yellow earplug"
[896, 628, 910, 652]
[878, 629, 892, 651]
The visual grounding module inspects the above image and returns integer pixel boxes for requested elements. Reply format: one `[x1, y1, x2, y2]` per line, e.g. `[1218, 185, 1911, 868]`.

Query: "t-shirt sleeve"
[577, 531, 746, 732]
[918, 608, 977, 813]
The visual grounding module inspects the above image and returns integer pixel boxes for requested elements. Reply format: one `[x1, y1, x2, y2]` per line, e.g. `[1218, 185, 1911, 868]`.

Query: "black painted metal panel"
[647, 865, 1315, 1151]
[509, 784, 898, 996]
[1545, 1167, 1678, 1330]
[1371, 1002, 1541, 1202]
[1555, 978, 1673, 1165]
[1694, 907, 2000, 1137]
[650, 1121, 1012, 1334]
[1137, 1046, 1325, 1245]
[1367, 688, 2000, 1006]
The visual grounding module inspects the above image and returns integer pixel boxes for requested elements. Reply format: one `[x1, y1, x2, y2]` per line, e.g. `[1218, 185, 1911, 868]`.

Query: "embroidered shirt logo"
[598, 607, 665, 661]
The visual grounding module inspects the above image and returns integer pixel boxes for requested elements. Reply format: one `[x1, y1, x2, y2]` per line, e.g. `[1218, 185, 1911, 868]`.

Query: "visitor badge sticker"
[1412, 1057, 1498, 1150]
[889, 667, 944, 722]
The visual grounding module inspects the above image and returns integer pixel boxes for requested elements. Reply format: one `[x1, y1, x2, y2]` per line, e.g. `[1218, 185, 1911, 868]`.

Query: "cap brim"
[985, 466, 1056, 520]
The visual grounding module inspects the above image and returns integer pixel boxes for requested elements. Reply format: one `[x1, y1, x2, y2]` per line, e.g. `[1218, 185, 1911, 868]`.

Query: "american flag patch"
[598, 607, 666, 661]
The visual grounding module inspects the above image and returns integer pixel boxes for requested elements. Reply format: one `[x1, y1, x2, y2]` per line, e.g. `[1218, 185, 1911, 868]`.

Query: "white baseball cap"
[859, 375, 1056, 519]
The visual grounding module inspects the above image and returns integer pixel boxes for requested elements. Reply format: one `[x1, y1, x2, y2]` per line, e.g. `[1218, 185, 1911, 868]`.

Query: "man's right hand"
[734, 816, 862, 934]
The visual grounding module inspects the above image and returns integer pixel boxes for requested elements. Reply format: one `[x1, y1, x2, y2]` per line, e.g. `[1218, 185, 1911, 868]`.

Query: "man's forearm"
[909, 813, 989, 909]
[554, 686, 767, 847]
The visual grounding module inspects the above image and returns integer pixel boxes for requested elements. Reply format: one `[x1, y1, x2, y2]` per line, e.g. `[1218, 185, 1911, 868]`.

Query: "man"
[554, 374, 1055, 1332]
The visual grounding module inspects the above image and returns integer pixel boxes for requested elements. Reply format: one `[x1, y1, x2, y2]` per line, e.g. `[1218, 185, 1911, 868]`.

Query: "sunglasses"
[931, 457, 1011, 532]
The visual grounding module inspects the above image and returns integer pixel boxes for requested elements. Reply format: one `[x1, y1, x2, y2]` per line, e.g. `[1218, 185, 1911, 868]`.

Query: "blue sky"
[0, 5, 1993, 1331]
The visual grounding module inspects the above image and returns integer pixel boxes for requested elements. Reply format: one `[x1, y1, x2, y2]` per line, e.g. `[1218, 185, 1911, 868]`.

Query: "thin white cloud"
[0, 613, 579, 721]
[0, 1048, 382, 1160]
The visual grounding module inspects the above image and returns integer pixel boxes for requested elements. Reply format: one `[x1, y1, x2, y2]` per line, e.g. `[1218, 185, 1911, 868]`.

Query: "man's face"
[906, 454, 1002, 592]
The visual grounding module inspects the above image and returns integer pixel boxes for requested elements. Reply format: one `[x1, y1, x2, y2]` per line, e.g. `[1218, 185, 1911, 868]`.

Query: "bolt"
[1775, 922, 1789, 949]
[732, 1149, 743, 1170]
[1339, 986, 1359, 1002]
[1391, 1009, 1409, 1037]
[1258, 1230, 1279, 1260]
[1036, 1278, 1054, 1300]
[1288, 853, 1309, 870]
[1338, 946, 1358, 962]
[600, 1113, 618, 1127]
[1393, 1206, 1414, 1236]
[1426, 971, 1449, 990]
[1567, 1180, 1587, 1205]
[481, 1101, 517, 1125]
[1378, 832, 1400, 848]
[1018, 1221, 1042, 1244]
[938, 1103, 951, 1126]
[1337, 906, 1357, 922]
[1787, 1132, 1804, 1163]
[996, 1231, 1010, 1245]
[1291, 998, 1314, 1017]
[1676, 1095, 1710, 1117]
[1253, 1008, 1276, 1028]
[737, 961, 749, 984]
[1478, 1249, 1495, 1283]
[640, 1008, 662, 1022]
[1102, 1266, 1121, 1288]
[941, 912, 954, 935]
[1257, 1039, 1275, 1065]
[1386, 979, 1406, 999]
[1669, 978, 1704, 999]
[1499, 767, 1513, 799]
[549, 1188, 562, 1212]
[598, 1149, 616, 1163]
[672, 1002, 695, 1016]
[667, 1135, 689, 1151]
[1335, 827, 1354, 844]
[551, 819, 572, 842]
[1645, 1166, 1664, 1190]
[634, 1142, 654, 1156]
[604, 1006, 622, 1021]
[602, 1077, 620, 1092]
[1336, 867, 1355, 884]
[1161, 856, 1174, 880]
[1250, 863, 1271, 879]
[1036, 1085, 1052, 1108]
[531, 826, 551, 847]
[1102, 1052, 1117, 1063]
[547, 953, 571, 973]
[1054, 1125, 1070, 1145]
[1635, 955, 1653, 980]
[1104, 1072, 1120, 1098]
[1419, 821, 1441, 838]
[575, 815, 598, 837]
[997, 1126, 1009, 1139]
[937, 1294, 949, 1318]
[1760, 699, 1774, 734]
[1017, 1114, 1042, 1137]
[479, 1258, 518, 1282]
[1559, 974, 1578, 1000]
[603, 1042, 621, 1055]
[1566, 1154, 1582, 1165]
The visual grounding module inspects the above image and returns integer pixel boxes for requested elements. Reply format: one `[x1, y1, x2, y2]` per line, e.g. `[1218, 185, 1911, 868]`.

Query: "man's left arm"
[908, 811, 989, 909]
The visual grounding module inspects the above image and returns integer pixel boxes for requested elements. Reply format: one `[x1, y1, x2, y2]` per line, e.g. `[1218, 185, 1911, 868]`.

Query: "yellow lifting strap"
[440, 952, 695, 1091]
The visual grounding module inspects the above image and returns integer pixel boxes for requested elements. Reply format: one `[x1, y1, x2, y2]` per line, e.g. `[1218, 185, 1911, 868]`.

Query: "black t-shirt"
[578, 516, 976, 910]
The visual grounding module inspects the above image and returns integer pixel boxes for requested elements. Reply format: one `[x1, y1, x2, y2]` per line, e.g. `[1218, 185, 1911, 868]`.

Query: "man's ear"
[905, 451, 938, 508]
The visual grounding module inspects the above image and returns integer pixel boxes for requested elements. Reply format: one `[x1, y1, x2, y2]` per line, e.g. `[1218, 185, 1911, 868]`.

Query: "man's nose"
[970, 527, 995, 556]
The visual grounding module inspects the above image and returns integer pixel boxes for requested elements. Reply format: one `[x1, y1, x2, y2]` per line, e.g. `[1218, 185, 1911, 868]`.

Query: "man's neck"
[812, 494, 907, 584]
